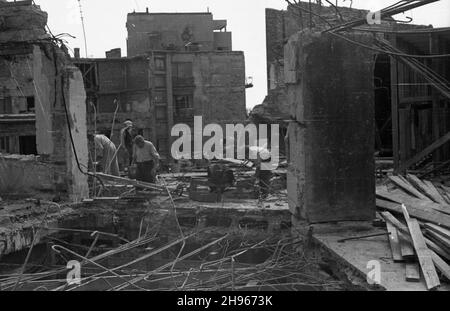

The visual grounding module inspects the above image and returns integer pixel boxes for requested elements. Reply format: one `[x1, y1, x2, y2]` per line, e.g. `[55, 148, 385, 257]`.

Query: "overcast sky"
[35, 0, 450, 110]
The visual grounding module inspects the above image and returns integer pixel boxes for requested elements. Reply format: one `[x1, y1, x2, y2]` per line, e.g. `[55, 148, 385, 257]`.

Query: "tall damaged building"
[74, 10, 247, 165]
[0, 0, 88, 201]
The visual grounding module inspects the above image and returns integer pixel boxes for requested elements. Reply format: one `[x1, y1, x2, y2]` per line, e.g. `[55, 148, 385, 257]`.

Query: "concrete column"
[286, 30, 375, 223]
[64, 65, 89, 202]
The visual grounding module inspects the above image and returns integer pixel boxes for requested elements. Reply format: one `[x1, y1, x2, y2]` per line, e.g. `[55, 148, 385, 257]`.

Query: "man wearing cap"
[132, 135, 161, 183]
[120, 120, 136, 167]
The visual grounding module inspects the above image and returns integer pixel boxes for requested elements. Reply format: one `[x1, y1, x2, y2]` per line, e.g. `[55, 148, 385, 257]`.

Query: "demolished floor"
[1, 162, 450, 291]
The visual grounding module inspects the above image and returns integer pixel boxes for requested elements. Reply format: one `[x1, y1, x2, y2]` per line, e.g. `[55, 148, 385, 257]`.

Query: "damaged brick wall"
[190, 51, 247, 125]
[286, 30, 375, 223]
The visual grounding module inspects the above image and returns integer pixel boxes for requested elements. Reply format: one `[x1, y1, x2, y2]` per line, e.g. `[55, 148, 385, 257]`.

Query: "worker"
[250, 144, 273, 200]
[132, 135, 160, 183]
[92, 133, 120, 176]
[120, 120, 137, 166]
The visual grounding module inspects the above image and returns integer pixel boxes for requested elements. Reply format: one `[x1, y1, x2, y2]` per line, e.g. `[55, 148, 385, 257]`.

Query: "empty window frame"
[0, 96, 12, 114]
[154, 75, 166, 88]
[154, 57, 166, 71]
[0, 136, 10, 153]
[19, 136, 37, 155]
[172, 62, 193, 79]
[174, 95, 192, 110]
[154, 91, 167, 104]
[26, 96, 35, 113]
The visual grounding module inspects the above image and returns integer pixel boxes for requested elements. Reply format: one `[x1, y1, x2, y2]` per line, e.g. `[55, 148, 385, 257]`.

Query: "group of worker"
[91, 120, 160, 183]
[90, 120, 273, 198]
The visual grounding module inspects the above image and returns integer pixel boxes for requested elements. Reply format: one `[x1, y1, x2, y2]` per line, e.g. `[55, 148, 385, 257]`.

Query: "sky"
[35, 0, 450, 110]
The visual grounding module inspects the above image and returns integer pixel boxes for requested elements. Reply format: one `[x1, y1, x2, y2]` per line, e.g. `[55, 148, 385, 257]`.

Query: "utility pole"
[77, 0, 88, 58]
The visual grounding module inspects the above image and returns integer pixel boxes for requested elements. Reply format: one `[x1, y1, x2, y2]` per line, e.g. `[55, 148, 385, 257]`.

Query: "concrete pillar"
[286, 30, 375, 223]
[64, 65, 89, 202]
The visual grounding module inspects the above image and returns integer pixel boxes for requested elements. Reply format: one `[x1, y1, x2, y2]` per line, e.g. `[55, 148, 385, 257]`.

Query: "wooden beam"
[424, 223, 450, 240]
[399, 235, 416, 260]
[430, 33, 442, 163]
[94, 173, 166, 191]
[381, 212, 415, 259]
[376, 187, 449, 216]
[398, 131, 450, 173]
[388, 175, 429, 200]
[430, 252, 450, 281]
[386, 221, 404, 262]
[424, 229, 450, 250]
[401, 206, 440, 290]
[405, 263, 421, 282]
[377, 199, 450, 230]
[399, 96, 433, 104]
[422, 180, 448, 205]
[390, 37, 400, 173]
[381, 212, 450, 261]
[406, 174, 446, 204]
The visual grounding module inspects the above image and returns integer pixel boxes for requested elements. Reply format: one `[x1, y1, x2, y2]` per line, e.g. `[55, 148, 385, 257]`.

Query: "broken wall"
[286, 30, 375, 223]
[0, 2, 88, 201]
[0, 154, 66, 198]
[257, 3, 371, 123]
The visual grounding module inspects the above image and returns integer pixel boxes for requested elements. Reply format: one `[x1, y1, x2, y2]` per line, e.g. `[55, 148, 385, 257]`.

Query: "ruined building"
[0, 1, 88, 201]
[259, 2, 450, 168]
[254, 1, 450, 223]
[74, 11, 247, 164]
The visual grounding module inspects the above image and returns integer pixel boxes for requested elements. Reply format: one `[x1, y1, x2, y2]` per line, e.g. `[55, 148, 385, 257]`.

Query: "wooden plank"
[377, 187, 450, 216]
[388, 175, 429, 200]
[430, 33, 442, 163]
[422, 180, 449, 205]
[399, 131, 450, 172]
[430, 252, 450, 281]
[391, 46, 400, 173]
[399, 108, 410, 164]
[376, 199, 450, 229]
[386, 221, 404, 262]
[424, 223, 450, 240]
[95, 173, 165, 191]
[381, 212, 415, 260]
[405, 263, 421, 282]
[424, 237, 450, 261]
[424, 229, 450, 250]
[399, 235, 416, 260]
[381, 212, 450, 261]
[406, 174, 441, 203]
[401, 206, 440, 290]
[400, 96, 433, 104]
[436, 186, 450, 204]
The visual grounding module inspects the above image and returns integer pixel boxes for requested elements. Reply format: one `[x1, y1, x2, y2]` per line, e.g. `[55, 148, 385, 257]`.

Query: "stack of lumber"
[376, 174, 450, 290]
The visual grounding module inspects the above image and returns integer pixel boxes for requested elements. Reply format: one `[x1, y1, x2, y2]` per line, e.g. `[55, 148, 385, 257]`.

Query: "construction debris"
[376, 174, 450, 289]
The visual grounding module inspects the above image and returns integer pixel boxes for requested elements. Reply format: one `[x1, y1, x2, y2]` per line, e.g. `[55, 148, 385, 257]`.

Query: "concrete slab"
[0, 200, 79, 258]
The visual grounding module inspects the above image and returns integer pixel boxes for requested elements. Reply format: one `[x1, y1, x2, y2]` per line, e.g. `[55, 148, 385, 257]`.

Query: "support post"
[389, 35, 400, 174]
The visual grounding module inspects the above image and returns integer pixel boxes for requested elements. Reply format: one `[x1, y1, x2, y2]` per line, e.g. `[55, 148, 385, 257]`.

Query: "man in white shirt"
[132, 135, 160, 183]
